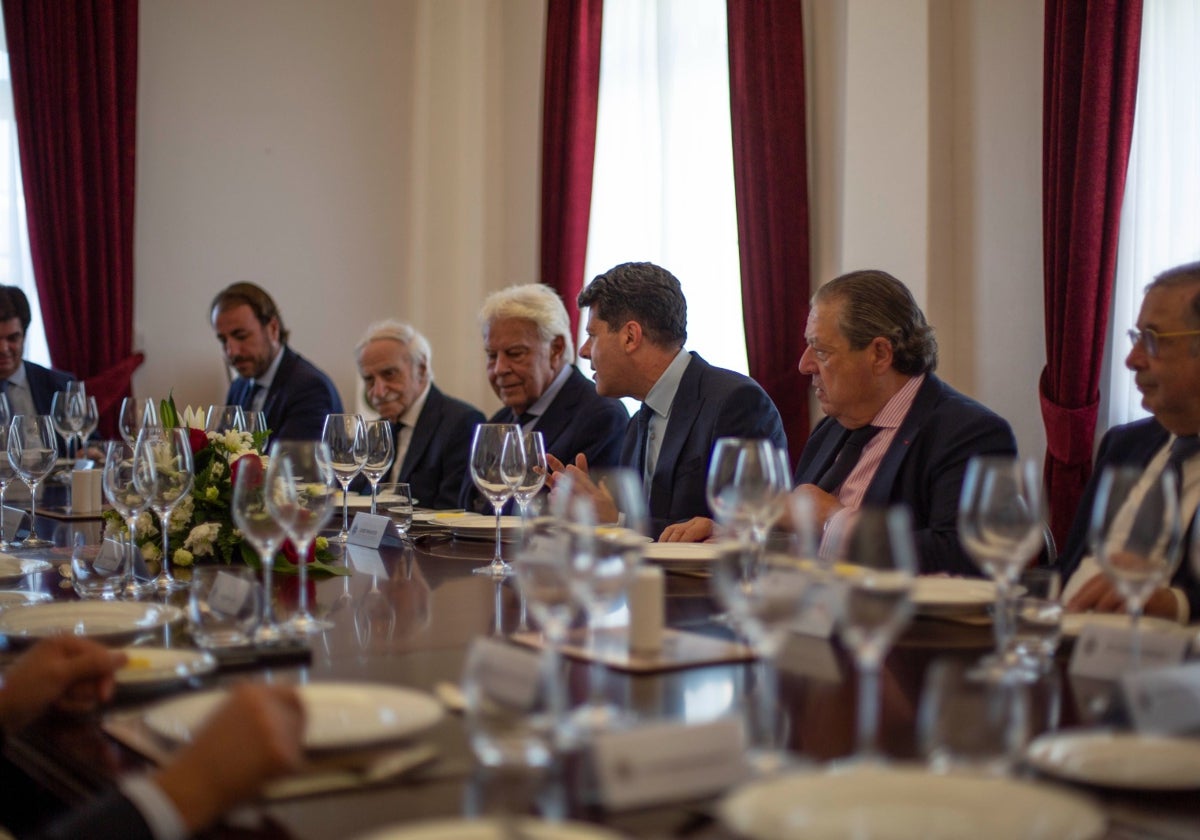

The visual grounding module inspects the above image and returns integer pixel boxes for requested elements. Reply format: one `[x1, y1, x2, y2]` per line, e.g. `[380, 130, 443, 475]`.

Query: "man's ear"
[266, 316, 282, 347]
[622, 321, 643, 354]
[549, 335, 566, 365]
[869, 336, 894, 373]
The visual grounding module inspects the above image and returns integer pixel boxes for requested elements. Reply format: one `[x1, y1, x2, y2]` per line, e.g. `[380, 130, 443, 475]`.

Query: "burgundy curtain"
[727, 0, 811, 462]
[1042, 0, 1142, 546]
[3, 0, 143, 433]
[540, 0, 603, 339]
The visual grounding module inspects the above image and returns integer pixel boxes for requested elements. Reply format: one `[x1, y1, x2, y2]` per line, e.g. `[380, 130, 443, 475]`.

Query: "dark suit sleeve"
[573, 400, 631, 470]
[713, 380, 788, 452]
[28, 791, 154, 840]
[271, 373, 344, 442]
[432, 406, 486, 509]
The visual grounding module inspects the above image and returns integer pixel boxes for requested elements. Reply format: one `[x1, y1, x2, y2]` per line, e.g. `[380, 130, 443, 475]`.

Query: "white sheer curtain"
[1107, 0, 1200, 429]
[583, 0, 747, 375]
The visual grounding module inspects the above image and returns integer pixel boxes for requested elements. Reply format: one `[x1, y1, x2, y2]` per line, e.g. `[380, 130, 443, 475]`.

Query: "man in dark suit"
[1061, 261, 1200, 621]
[662, 270, 1016, 575]
[0, 286, 74, 418]
[356, 320, 485, 509]
[211, 282, 343, 441]
[548, 262, 787, 538]
[459, 283, 629, 512]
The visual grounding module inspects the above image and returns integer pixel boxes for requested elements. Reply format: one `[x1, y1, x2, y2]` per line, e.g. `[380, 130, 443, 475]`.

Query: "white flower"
[184, 522, 222, 557]
[210, 459, 225, 480]
[135, 510, 158, 539]
[141, 541, 161, 562]
[168, 495, 194, 532]
[181, 406, 206, 429]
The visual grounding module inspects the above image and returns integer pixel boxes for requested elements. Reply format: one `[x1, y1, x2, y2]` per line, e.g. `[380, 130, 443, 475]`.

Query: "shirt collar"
[251, 346, 285, 393]
[643, 348, 691, 419]
[399, 381, 433, 428]
[5, 361, 29, 388]
[869, 373, 925, 429]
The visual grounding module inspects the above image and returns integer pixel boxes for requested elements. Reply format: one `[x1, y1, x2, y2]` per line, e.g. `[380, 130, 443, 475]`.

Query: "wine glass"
[832, 505, 917, 762]
[50, 391, 84, 459]
[205, 404, 246, 433]
[76, 396, 99, 459]
[513, 431, 547, 530]
[102, 440, 154, 599]
[706, 438, 792, 547]
[7, 415, 59, 548]
[1089, 465, 1183, 666]
[322, 413, 367, 543]
[231, 453, 287, 643]
[132, 426, 194, 592]
[265, 440, 335, 634]
[0, 420, 17, 550]
[118, 397, 159, 445]
[958, 455, 1046, 677]
[469, 423, 527, 577]
[361, 419, 395, 515]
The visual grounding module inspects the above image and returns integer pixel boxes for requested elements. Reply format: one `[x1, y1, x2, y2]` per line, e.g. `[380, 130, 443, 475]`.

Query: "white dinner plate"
[1026, 730, 1200, 790]
[115, 647, 217, 688]
[911, 577, 998, 615]
[0, 554, 53, 583]
[145, 682, 444, 751]
[0, 589, 52, 609]
[642, 542, 724, 564]
[0, 601, 183, 645]
[448, 515, 524, 539]
[1060, 612, 1181, 638]
[334, 492, 422, 510]
[355, 818, 623, 840]
[719, 764, 1105, 840]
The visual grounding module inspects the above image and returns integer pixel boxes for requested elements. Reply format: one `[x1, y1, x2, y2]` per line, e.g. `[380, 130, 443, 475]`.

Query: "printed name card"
[790, 577, 838, 639]
[1069, 623, 1189, 681]
[209, 570, 254, 615]
[591, 718, 747, 810]
[93, 540, 124, 574]
[1122, 662, 1200, 734]
[463, 637, 542, 710]
[346, 545, 388, 578]
[348, 512, 391, 548]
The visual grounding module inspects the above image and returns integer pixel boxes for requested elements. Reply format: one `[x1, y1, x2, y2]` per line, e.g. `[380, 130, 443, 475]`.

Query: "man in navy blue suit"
[662, 270, 1016, 576]
[459, 283, 629, 513]
[211, 282, 343, 441]
[1061, 261, 1200, 621]
[548, 262, 787, 538]
[0, 286, 73, 418]
[356, 319, 484, 509]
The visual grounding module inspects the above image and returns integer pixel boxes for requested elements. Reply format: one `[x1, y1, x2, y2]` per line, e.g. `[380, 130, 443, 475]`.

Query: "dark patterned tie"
[816, 425, 881, 493]
[1130, 435, 1200, 547]
[634, 404, 654, 479]
[511, 409, 535, 426]
[244, 381, 263, 410]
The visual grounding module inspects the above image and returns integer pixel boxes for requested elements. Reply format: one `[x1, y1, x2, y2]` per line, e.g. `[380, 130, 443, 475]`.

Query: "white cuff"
[119, 775, 187, 840]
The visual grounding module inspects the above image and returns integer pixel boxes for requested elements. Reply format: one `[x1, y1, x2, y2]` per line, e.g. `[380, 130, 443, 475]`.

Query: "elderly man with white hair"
[459, 283, 629, 512]
[356, 319, 484, 509]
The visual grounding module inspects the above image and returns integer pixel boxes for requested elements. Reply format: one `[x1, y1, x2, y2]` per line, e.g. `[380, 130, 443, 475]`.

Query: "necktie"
[511, 409, 535, 427]
[634, 404, 654, 480]
[0, 380, 7, 396]
[1129, 435, 1200, 547]
[816, 425, 881, 493]
[243, 382, 263, 410]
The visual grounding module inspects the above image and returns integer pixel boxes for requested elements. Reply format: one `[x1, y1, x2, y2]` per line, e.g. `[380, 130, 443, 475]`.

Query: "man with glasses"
[1061, 260, 1200, 620]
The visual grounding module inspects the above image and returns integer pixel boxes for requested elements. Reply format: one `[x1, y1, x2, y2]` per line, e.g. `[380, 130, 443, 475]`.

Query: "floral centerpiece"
[103, 397, 346, 576]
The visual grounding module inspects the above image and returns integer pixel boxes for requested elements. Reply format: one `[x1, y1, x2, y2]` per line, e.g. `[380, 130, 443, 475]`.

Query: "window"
[583, 0, 747, 376]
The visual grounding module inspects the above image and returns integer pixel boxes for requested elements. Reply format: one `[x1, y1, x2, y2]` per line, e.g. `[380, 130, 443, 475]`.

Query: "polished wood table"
[3, 525, 1200, 839]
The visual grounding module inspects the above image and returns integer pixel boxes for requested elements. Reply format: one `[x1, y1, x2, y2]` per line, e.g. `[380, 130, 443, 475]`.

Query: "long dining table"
[3, 509, 1200, 839]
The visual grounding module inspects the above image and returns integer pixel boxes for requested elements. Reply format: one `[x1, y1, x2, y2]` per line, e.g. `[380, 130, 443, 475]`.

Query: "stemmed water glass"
[832, 505, 917, 762]
[0, 420, 16, 551]
[265, 440, 335, 634]
[323, 414, 367, 543]
[118, 397, 159, 445]
[361, 419, 395, 515]
[1089, 465, 1183, 666]
[706, 438, 792, 548]
[76, 396, 99, 458]
[232, 454, 287, 643]
[513, 431, 547, 531]
[133, 427, 194, 592]
[8, 415, 59, 548]
[50, 391, 84, 459]
[958, 455, 1047, 678]
[469, 423, 527, 577]
[205, 404, 246, 433]
[102, 440, 153, 599]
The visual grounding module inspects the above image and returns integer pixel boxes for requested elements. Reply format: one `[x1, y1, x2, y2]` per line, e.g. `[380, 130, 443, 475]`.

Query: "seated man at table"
[459, 283, 629, 513]
[0, 636, 304, 840]
[356, 319, 485, 509]
[1061, 261, 1200, 621]
[661, 269, 1016, 576]
[548, 261, 787, 538]
[210, 282, 343, 440]
[0, 285, 73, 416]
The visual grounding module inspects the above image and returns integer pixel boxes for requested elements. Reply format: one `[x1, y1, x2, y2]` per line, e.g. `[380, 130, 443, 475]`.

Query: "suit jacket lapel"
[261, 348, 298, 423]
[650, 354, 702, 517]
[401, 385, 442, 478]
[862, 375, 941, 506]
[794, 418, 849, 485]
[533, 368, 584, 455]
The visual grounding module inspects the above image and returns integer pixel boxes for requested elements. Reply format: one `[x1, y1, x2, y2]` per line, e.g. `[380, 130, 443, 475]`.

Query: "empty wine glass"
[76, 396, 99, 458]
[50, 391, 84, 459]
[133, 427, 194, 592]
[0, 420, 17, 550]
[833, 505, 917, 762]
[102, 439, 154, 599]
[361, 419, 395, 515]
[205, 404, 246, 433]
[265, 440, 335, 634]
[469, 423, 527, 577]
[513, 431, 547, 529]
[1090, 465, 1183, 666]
[706, 438, 792, 547]
[322, 414, 367, 543]
[958, 455, 1046, 678]
[8, 415, 59, 548]
[118, 397, 159, 445]
[232, 453, 287, 643]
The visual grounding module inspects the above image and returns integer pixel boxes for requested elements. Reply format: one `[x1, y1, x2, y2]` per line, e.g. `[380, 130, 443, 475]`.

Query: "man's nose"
[798, 346, 816, 374]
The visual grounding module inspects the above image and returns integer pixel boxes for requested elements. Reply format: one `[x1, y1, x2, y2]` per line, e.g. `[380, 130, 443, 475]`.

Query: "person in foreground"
[0, 285, 73, 416]
[0, 637, 303, 840]
[547, 261, 787, 538]
[661, 269, 1017, 575]
[211, 282, 343, 440]
[459, 283, 629, 512]
[1060, 261, 1200, 621]
[356, 319, 485, 509]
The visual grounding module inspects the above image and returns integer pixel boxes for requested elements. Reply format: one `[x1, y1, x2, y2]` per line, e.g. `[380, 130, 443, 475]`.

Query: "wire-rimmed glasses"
[360, 419, 395, 515]
[132, 426, 194, 592]
[322, 414, 367, 543]
[231, 453, 287, 643]
[469, 423, 527, 577]
[7, 414, 59, 548]
[1127, 327, 1200, 359]
[102, 440, 154, 599]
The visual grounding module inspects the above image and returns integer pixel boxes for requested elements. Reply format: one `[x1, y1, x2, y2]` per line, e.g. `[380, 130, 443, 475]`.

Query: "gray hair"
[1150, 261, 1200, 327]
[354, 319, 434, 379]
[479, 284, 575, 362]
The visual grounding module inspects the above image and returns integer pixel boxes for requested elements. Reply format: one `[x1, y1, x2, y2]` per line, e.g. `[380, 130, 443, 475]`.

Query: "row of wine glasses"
[50, 383, 97, 459]
[322, 413, 395, 541]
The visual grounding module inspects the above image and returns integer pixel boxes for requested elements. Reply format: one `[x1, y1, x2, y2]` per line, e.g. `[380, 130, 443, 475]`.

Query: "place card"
[1122, 661, 1200, 734]
[93, 540, 125, 574]
[463, 637, 542, 710]
[1, 506, 23, 539]
[1069, 623, 1189, 681]
[70, 469, 102, 514]
[348, 512, 391, 548]
[346, 545, 387, 577]
[209, 570, 254, 615]
[591, 718, 747, 810]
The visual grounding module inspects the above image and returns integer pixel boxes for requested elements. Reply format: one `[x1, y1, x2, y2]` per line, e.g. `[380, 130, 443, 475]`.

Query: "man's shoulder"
[684, 353, 767, 398]
[424, 383, 485, 424]
[1097, 416, 1168, 462]
[921, 375, 1011, 429]
[279, 347, 337, 388]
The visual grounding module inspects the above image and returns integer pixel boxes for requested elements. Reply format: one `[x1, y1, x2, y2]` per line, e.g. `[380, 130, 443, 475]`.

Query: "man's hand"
[153, 682, 305, 833]
[1066, 575, 1180, 619]
[544, 453, 620, 524]
[787, 484, 843, 527]
[0, 637, 125, 734]
[659, 517, 715, 543]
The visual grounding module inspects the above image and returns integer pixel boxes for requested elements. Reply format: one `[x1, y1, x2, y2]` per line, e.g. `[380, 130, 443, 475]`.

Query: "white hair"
[478, 283, 575, 362]
[355, 319, 434, 378]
